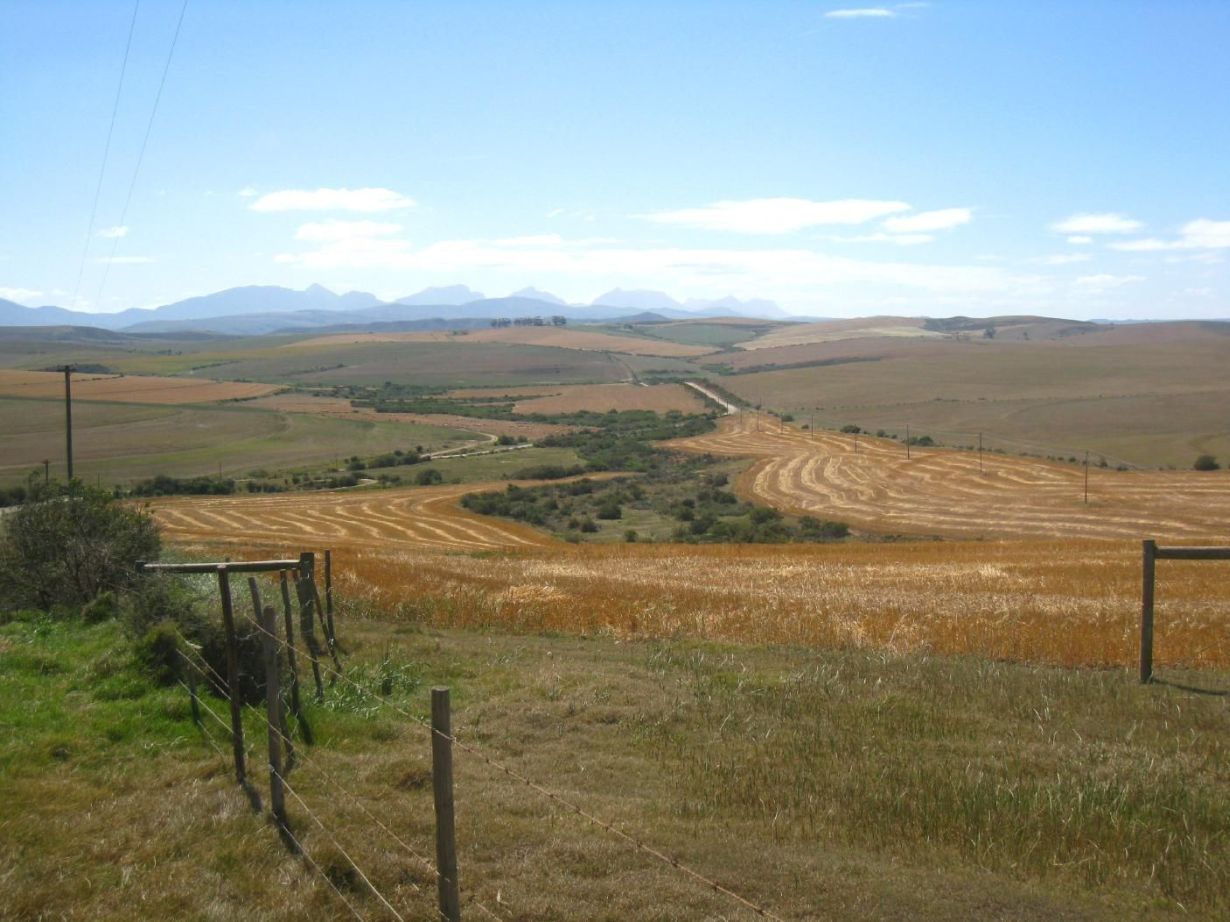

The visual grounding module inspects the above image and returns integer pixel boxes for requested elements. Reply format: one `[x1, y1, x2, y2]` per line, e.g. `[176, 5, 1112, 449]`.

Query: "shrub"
[0, 482, 161, 612]
[415, 468, 444, 485]
[841, 425, 862, 434]
[81, 591, 120, 624]
[1194, 454, 1221, 471]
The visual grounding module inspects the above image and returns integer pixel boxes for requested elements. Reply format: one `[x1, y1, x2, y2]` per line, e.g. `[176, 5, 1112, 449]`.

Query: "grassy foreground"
[2, 607, 1227, 921]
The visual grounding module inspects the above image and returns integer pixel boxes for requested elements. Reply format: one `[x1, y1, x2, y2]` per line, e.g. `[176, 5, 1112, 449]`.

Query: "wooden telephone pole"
[61, 365, 76, 480]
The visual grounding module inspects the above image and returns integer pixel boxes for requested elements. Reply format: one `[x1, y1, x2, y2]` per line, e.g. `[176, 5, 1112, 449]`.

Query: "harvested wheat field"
[285, 327, 714, 358]
[162, 526, 1230, 671]
[671, 413, 1230, 542]
[150, 481, 557, 553]
[0, 370, 279, 404]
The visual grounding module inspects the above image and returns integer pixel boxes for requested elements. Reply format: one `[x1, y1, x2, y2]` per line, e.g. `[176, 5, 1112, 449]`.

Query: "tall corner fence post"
[217, 565, 260, 811]
[1140, 539, 1157, 684]
[431, 687, 461, 922]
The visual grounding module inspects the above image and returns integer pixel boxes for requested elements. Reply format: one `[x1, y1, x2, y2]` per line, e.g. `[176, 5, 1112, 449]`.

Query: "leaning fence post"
[254, 586, 294, 850]
[218, 566, 260, 811]
[1141, 539, 1157, 684]
[324, 548, 337, 649]
[431, 687, 461, 922]
[278, 569, 314, 745]
[295, 574, 326, 703]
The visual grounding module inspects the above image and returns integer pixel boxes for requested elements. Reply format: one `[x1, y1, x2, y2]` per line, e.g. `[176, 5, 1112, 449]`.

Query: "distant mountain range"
[0, 284, 789, 335]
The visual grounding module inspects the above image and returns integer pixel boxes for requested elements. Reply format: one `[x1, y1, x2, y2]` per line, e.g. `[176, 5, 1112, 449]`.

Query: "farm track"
[150, 480, 557, 553]
[671, 413, 1230, 541]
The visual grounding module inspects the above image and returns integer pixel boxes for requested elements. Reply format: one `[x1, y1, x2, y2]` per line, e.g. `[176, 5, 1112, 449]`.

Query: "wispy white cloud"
[93, 255, 155, 265]
[883, 207, 972, 233]
[97, 225, 128, 239]
[1035, 253, 1092, 265]
[1067, 235, 1093, 245]
[1050, 212, 1142, 235]
[1075, 273, 1145, 290]
[238, 186, 258, 198]
[0, 286, 44, 303]
[825, 8, 896, 18]
[1110, 218, 1230, 252]
[835, 232, 934, 246]
[275, 232, 1032, 306]
[250, 187, 416, 213]
[294, 220, 403, 242]
[641, 197, 910, 234]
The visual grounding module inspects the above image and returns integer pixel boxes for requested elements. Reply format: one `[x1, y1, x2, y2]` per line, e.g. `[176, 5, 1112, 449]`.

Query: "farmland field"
[716, 327, 1230, 468]
[0, 369, 280, 404]
[671, 412, 1230, 541]
[286, 326, 716, 358]
[0, 398, 475, 487]
[443, 382, 708, 414]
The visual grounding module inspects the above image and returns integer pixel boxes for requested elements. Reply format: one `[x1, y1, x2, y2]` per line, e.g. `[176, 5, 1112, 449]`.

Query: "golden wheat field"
[672, 413, 1230, 542]
[0, 370, 280, 404]
[150, 475, 1230, 672]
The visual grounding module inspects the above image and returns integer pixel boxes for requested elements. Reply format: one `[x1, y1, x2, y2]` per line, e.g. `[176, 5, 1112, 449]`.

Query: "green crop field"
[0, 397, 476, 487]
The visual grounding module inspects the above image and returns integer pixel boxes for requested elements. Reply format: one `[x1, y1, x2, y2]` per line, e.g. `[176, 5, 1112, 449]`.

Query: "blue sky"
[2, 1, 1228, 318]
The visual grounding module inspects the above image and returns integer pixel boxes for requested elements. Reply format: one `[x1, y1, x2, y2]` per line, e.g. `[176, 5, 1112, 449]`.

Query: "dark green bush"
[0, 482, 160, 611]
[1194, 454, 1221, 471]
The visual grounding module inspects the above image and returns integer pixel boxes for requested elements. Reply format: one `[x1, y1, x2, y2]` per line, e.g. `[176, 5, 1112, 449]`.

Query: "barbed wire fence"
[156, 551, 786, 921]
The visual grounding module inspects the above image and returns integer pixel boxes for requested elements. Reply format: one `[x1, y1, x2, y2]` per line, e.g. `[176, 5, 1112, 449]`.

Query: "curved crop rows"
[672, 413, 1230, 541]
[150, 482, 554, 553]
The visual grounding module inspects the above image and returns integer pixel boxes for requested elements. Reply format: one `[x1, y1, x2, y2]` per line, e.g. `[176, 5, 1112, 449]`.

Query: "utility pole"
[906, 423, 911, 459]
[1084, 450, 1090, 504]
[978, 432, 983, 473]
[61, 365, 75, 480]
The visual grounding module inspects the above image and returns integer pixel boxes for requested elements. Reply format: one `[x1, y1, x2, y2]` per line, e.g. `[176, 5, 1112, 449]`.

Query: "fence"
[1139, 539, 1230, 683]
[148, 551, 785, 922]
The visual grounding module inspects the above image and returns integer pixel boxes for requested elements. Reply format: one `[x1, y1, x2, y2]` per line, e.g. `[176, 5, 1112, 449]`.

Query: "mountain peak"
[397, 285, 485, 306]
[511, 287, 566, 305]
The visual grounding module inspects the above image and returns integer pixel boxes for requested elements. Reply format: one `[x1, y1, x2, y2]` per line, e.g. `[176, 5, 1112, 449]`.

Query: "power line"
[70, 0, 141, 309]
[95, 0, 189, 308]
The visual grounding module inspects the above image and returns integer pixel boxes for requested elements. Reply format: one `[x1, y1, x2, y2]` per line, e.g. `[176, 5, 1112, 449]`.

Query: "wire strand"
[237, 608, 783, 921]
[278, 771, 407, 922]
[70, 0, 141, 309]
[95, 0, 189, 307]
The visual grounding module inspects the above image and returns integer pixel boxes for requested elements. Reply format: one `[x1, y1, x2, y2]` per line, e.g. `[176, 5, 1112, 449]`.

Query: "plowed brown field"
[670, 413, 1230, 541]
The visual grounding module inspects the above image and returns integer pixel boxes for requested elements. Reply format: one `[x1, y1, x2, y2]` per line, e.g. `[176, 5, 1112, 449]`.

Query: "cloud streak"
[250, 187, 416, 213]
[883, 207, 972, 233]
[1050, 212, 1142, 235]
[1110, 219, 1230, 252]
[641, 197, 910, 234]
[825, 8, 896, 18]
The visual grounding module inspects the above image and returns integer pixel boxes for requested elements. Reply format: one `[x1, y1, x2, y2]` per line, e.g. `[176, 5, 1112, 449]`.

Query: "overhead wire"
[95, 0, 190, 308]
[70, 0, 141, 309]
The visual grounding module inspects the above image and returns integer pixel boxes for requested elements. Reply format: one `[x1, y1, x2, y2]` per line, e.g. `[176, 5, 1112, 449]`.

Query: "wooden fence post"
[278, 570, 314, 745]
[431, 687, 461, 922]
[1140, 539, 1157, 684]
[310, 578, 344, 679]
[249, 577, 294, 772]
[217, 566, 260, 811]
[324, 549, 337, 650]
[254, 585, 294, 850]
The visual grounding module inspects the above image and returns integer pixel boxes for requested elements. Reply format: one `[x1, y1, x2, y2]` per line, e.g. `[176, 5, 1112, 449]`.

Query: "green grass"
[369, 445, 585, 485]
[3, 610, 1226, 920]
[0, 397, 477, 487]
[636, 322, 776, 348]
